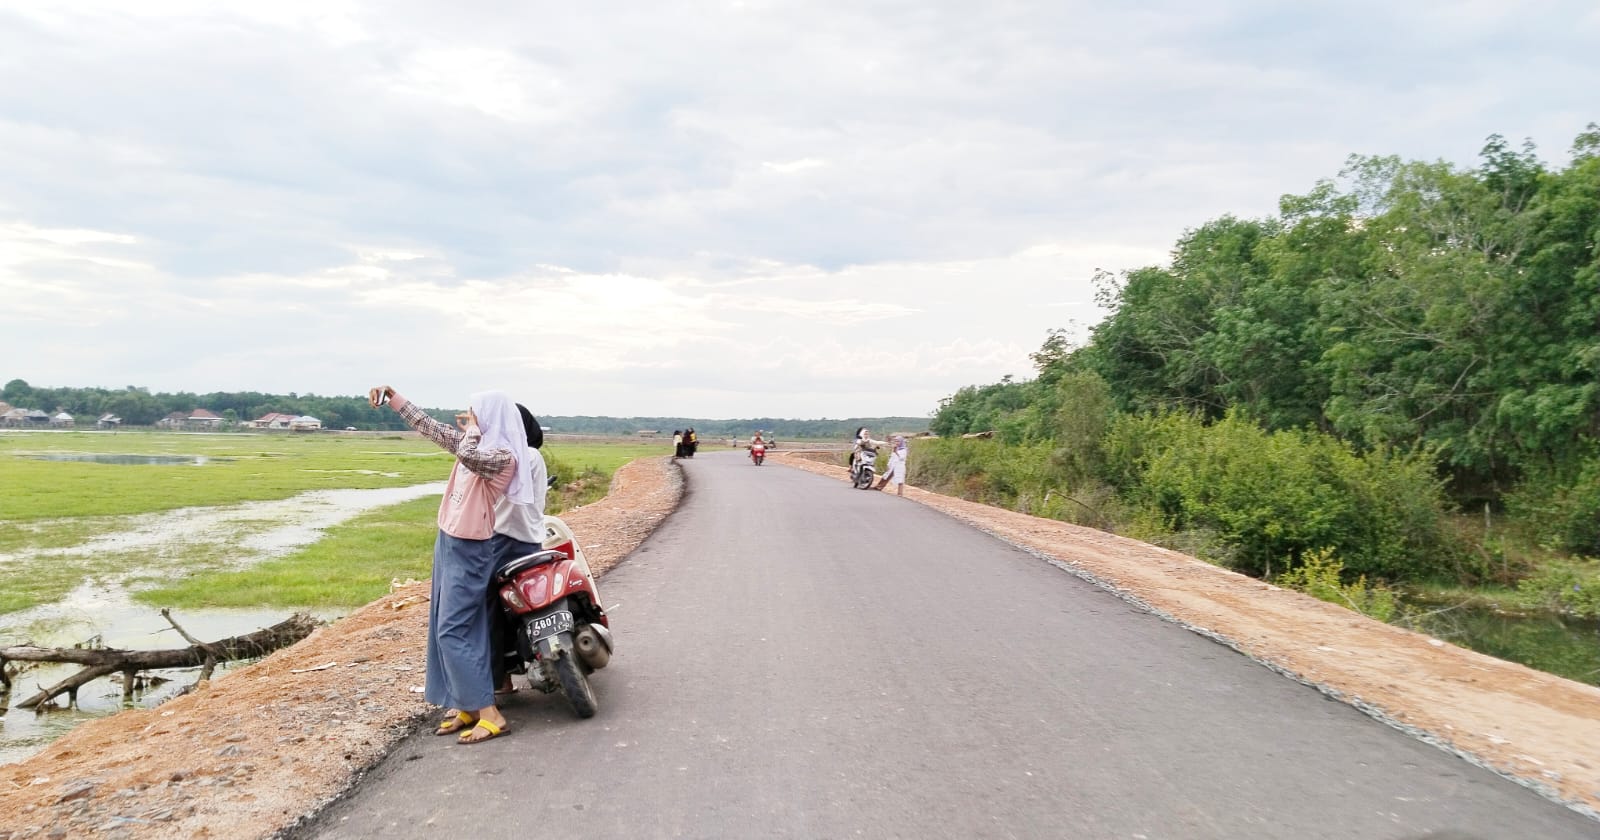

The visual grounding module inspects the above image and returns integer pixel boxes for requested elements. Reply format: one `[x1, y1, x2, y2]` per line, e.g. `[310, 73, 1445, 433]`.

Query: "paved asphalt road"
[297, 451, 1597, 839]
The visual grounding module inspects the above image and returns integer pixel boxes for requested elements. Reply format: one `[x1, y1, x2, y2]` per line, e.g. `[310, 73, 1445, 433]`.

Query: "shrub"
[1103, 410, 1458, 580]
[1505, 452, 1600, 556]
[1515, 558, 1600, 618]
[1276, 547, 1398, 622]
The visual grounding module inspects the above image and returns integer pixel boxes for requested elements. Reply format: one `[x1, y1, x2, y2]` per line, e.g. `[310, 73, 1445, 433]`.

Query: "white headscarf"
[470, 390, 535, 506]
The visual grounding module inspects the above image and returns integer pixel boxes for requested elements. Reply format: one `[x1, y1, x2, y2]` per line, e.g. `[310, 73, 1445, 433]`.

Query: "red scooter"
[494, 515, 612, 718]
[750, 441, 767, 465]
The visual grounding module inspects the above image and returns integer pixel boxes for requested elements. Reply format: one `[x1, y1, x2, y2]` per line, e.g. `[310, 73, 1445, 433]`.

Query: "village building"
[97, 413, 122, 428]
[186, 409, 224, 430]
[289, 415, 322, 432]
[51, 411, 74, 428]
[156, 409, 226, 431]
[248, 413, 298, 430]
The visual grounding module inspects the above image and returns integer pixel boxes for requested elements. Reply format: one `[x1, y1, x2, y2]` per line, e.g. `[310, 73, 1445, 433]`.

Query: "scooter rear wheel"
[555, 647, 598, 718]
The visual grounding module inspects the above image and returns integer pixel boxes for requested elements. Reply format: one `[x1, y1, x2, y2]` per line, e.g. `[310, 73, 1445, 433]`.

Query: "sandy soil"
[3, 451, 1599, 839]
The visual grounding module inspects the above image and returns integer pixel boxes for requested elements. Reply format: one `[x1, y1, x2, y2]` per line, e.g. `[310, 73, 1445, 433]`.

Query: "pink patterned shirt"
[391, 394, 513, 540]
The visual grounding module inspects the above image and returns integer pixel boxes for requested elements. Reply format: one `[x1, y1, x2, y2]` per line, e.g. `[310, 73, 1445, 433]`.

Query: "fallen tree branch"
[1, 612, 319, 710]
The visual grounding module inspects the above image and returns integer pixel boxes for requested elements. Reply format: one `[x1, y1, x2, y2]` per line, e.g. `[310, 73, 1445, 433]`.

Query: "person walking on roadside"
[875, 435, 909, 496]
[672, 430, 684, 458]
[368, 384, 532, 744]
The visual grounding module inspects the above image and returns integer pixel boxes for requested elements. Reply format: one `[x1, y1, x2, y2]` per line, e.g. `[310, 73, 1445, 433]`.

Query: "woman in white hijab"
[369, 384, 530, 743]
[875, 435, 909, 496]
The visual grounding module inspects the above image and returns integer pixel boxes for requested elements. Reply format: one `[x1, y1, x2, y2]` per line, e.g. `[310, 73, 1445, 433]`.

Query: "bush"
[1102, 410, 1458, 580]
[1515, 558, 1600, 618]
[1505, 452, 1600, 556]
[1276, 547, 1398, 622]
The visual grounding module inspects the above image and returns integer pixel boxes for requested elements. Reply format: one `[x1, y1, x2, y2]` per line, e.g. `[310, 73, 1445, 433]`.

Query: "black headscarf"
[516, 403, 544, 449]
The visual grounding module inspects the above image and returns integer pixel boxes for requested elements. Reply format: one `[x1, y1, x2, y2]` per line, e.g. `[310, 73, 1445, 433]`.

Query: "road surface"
[296, 451, 1597, 839]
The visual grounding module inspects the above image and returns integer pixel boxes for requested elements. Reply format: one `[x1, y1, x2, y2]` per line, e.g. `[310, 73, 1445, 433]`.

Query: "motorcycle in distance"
[493, 514, 612, 718]
[750, 440, 767, 465]
[851, 447, 877, 489]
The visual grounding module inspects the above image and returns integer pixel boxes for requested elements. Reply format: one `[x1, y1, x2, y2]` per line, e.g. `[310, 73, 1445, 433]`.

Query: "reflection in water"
[25, 453, 232, 465]
[1398, 600, 1600, 686]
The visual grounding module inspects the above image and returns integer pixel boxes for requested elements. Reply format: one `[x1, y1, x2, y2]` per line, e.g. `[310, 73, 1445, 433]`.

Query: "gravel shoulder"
[4, 450, 1598, 838]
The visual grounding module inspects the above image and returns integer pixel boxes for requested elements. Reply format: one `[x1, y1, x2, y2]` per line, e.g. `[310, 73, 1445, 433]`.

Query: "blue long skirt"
[426, 531, 497, 711]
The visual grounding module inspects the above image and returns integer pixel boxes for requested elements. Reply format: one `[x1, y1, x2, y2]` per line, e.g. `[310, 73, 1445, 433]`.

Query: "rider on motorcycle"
[852, 426, 888, 471]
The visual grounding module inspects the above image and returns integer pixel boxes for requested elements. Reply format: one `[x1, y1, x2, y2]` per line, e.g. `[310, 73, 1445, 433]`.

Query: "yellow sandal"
[435, 710, 476, 736]
[458, 718, 509, 744]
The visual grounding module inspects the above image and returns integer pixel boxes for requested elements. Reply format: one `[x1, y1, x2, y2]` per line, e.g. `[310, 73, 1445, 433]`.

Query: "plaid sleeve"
[395, 397, 464, 452]
[395, 397, 511, 478]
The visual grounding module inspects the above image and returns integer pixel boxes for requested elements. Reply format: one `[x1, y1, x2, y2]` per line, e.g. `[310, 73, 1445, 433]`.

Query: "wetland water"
[25, 453, 232, 465]
[1398, 599, 1600, 687]
[0, 481, 445, 765]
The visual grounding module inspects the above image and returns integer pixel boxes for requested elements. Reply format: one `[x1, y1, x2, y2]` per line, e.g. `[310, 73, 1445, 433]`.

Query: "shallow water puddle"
[0, 588, 344, 765]
[0, 481, 444, 764]
[1, 482, 445, 567]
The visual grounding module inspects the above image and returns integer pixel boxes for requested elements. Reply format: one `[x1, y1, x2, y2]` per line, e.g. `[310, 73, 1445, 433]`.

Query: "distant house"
[289, 415, 322, 432]
[250, 412, 298, 430]
[97, 413, 122, 428]
[156, 411, 189, 430]
[0, 401, 12, 415]
[0, 408, 27, 428]
[51, 411, 74, 428]
[187, 409, 224, 430]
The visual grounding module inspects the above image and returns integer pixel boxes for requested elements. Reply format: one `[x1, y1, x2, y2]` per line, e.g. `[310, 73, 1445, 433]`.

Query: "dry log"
[1, 612, 318, 710]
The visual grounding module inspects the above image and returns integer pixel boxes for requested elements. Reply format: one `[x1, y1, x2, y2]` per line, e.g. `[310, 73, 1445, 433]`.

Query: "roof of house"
[53, 412, 73, 420]
[98, 413, 121, 422]
[189, 409, 223, 420]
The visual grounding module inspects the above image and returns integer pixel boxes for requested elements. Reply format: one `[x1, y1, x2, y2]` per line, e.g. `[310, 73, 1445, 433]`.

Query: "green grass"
[134, 496, 443, 609]
[0, 432, 664, 613]
[0, 431, 448, 521]
[0, 549, 159, 615]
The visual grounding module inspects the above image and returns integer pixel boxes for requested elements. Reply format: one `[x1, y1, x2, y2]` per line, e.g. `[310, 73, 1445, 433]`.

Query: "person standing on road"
[368, 384, 532, 744]
[672, 430, 684, 458]
[875, 435, 908, 495]
[487, 403, 549, 697]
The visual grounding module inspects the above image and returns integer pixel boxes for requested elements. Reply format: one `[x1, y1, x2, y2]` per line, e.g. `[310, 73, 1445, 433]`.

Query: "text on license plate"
[527, 610, 574, 642]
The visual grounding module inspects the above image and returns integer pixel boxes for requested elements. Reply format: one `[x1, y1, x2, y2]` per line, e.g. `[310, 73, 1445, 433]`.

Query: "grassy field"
[0, 430, 662, 614]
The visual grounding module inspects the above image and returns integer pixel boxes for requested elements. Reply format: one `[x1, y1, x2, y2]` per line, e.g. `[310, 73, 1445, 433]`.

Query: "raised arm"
[372, 387, 512, 478]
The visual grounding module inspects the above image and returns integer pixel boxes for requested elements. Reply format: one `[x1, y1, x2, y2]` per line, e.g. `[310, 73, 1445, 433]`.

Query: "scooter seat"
[496, 549, 567, 583]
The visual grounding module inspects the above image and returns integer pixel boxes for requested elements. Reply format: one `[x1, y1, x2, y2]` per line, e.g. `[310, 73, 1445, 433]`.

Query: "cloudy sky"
[1, 1, 1595, 418]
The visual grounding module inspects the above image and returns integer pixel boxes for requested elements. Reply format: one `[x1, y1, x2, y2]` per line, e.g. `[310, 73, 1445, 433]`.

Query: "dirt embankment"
[0, 456, 684, 840]
[4, 451, 1599, 838]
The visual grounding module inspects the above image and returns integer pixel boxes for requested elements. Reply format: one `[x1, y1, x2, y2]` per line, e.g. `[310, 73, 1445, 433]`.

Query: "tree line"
[0, 379, 927, 441]
[926, 125, 1599, 595]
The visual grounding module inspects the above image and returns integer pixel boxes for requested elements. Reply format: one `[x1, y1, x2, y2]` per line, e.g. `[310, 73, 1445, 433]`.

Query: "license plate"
[526, 609, 574, 644]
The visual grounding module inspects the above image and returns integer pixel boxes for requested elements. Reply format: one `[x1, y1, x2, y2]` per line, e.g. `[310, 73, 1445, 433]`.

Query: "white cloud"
[0, 0, 1595, 416]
